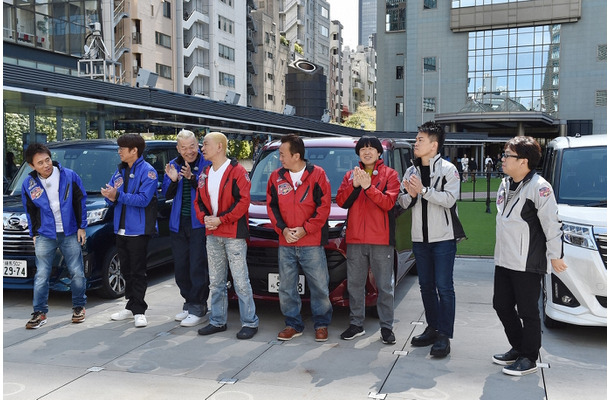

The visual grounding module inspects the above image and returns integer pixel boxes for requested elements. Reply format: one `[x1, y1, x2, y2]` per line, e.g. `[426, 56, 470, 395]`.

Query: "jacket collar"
[358, 158, 384, 172]
[118, 155, 144, 171]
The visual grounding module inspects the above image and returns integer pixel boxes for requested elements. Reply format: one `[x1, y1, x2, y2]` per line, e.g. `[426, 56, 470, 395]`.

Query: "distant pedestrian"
[485, 155, 493, 174]
[469, 158, 478, 181]
[21, 143, 87, 329]
[461, 155, 469, 182]
[492, 136, 567, 376]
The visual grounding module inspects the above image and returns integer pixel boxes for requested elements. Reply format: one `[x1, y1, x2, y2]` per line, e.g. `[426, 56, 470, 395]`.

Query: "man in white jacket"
[491, 136, 567, 376]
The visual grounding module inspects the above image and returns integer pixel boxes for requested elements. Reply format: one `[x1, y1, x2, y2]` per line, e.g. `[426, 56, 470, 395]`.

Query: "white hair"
[177, 129, 196, 143]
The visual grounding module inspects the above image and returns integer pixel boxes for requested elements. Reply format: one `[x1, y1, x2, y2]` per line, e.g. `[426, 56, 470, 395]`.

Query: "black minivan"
[3, 139, 178, 298]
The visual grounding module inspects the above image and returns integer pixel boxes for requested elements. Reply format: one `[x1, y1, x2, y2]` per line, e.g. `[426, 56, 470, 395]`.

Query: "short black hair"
[117, 134, 146, 157]
[418, 121, 446, 152]
[355, 136, 383, 157]
[505, 136, 541, 170]
[280, 134, 305, 161]
[24, 143, 51, 165]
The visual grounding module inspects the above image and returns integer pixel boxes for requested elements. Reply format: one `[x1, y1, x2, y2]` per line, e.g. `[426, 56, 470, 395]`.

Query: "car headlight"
[87, 208, 108, 225]
[562, 222, 597, 250]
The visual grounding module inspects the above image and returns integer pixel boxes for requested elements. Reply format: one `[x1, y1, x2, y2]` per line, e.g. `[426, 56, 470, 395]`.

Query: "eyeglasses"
[501, 152, 520, 159]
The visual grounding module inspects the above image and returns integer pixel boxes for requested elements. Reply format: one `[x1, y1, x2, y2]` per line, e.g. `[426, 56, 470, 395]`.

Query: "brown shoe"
[277, 326, 303, 341]
[315, 327, 328, 342]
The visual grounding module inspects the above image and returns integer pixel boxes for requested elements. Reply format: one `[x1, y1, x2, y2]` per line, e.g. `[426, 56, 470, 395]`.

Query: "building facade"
[358, 0, 376, 47]
[328, 20, 343, 122]
[376, 0, 607, 137]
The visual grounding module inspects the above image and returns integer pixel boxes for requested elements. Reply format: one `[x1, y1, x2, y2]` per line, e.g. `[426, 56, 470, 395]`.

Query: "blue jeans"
[413, 240, 457, 338]
[278, 246, 333, 331]
[33, 233, 86, 313]
[206, 235, 258, 328]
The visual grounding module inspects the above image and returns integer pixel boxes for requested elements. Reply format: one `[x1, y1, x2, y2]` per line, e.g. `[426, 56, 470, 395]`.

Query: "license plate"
[268, 273, 305, 295]
[3, 260, 27, 277]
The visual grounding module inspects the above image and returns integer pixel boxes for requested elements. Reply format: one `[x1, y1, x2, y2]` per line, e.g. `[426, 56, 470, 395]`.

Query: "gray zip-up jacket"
[494, 170, 563, 274]
[398, 154, 465, 243]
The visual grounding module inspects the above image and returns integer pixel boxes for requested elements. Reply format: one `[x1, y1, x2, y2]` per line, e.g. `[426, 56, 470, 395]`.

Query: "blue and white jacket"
[162, 152, 211, 232]
[22, 162, 87, 239]
[106, 156, 158, 236]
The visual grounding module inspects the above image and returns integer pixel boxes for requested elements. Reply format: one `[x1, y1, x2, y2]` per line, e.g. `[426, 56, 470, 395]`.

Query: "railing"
[457, 171, 503, 213]
[132, 32, 142, 44]
[184, 62, 210, 77]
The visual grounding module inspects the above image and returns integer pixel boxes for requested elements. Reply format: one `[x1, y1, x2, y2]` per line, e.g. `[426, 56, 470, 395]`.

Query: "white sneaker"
[175, 310, 189, 321]
[111, 309, 133, 321]
[180, 314, 207, 327]
[134, 314, 148, 328]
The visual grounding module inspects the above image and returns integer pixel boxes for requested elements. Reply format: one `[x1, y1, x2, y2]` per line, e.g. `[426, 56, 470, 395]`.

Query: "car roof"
[548, 134, 607, 149]
[45, 139, 175, 150]
[260, 136, 410, 150]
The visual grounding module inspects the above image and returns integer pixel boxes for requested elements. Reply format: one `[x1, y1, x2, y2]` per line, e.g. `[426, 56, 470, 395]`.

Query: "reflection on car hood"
[249, 201, 347, 221]
[558, 204, 607, 228]
[3, 193, 110, 213]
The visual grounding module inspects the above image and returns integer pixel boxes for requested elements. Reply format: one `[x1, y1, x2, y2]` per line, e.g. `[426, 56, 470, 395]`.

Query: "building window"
[220, 0, 233, 6]
[595, 90, 607, 107]
[218, 16, 234, 34]
[219, 43, 235, 61]
[423, 57, 436, 72]
[267, 52, 274, 59]
[320, 25, 329, 37]
[396, 65, 404, 79]
[156, 63, 172, 79]
[597, 44, 607, 61]
[267, 94, 274, 101]
[424, 0, 436, 9]
[267, 73, 274, 81]
[395, 102, 404, 116]
[320, 6, 329, 19]
[386, 0, 406, 32]
[219, 71, 235, 88]
[155, 32, 171, 48]
[162, 0, 171, 18]
[423, 97, 436, 112]
[452, 0, 529, 7]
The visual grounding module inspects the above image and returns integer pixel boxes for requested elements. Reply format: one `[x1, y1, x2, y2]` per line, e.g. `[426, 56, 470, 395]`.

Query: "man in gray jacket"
[398, 121, 465, 358]
[491, 136, 567, 376]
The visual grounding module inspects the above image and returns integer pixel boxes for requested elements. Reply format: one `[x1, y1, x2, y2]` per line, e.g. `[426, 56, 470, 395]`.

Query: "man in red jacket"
[267, 134, 333, 342]
[194, 132, 259, 340]
[336, 136, 400, 344]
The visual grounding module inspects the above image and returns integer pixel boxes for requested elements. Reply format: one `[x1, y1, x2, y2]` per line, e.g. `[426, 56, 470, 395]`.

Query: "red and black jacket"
[336, 159, 400, 246]
[194, 159, 250, 239]
[266, 162, 331, 247]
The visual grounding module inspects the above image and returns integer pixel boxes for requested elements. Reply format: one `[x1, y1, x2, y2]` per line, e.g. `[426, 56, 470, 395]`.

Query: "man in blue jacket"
[21, 143, 87, 329]
[101, 134, 158, 328]
[162, 130, 211, 327]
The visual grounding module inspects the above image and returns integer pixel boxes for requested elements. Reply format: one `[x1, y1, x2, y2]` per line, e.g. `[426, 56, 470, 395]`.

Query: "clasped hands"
[165, 163, 193, 182]
[204, 216, 221, 231]
[402, 174, 424, 198]
[283, 227, 306, 244]
[352, 166, 371, 190]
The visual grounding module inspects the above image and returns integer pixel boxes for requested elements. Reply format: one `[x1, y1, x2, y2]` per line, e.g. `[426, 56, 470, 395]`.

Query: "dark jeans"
[493, 266, 542, 362]
[170, 217, 209, 317]
[413, 240, 457, 338]
[117, 234, 150, 315]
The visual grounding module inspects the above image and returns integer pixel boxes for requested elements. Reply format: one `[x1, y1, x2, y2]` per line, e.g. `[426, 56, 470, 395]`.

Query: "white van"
[541, 134, 607, 328]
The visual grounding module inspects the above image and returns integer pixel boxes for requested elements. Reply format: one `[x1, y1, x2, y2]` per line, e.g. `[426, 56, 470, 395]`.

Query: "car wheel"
[542, 279, 564, 329]
[98, 247, 126, 299]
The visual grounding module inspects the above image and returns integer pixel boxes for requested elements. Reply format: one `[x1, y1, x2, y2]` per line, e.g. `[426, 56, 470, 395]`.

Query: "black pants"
[117, 235, 150, 315]
[492, 265, 542, 362]
[170, 216, 209, 317]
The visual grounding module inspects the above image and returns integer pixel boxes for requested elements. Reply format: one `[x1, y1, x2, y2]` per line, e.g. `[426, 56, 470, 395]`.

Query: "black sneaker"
[381, 328, 396, 345]
[236, 326, 258, 340]
[198, 324, 227, 336]
[72, 306, 86, 323]
[26, 311, 47, 329]
[492, 348, 520, 366]
[340, 324, 365, 340]
[502, 356, 537, 376]
[411, 326, 438, 347]
[430, 334, 450, 357]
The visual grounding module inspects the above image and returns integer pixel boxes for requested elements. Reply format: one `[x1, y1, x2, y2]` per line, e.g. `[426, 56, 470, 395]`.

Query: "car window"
[144, 147, 177, 183]
[557, 146, 607, 205]
[393, 148, 404, 178]
[250, 147, 359, 202]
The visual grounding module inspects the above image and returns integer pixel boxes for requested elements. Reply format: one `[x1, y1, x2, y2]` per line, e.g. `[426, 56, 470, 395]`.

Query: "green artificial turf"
[455, 200, 497, 257]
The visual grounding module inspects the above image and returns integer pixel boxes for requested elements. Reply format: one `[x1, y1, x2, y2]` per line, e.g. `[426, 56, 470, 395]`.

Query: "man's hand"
[165, 163, 179, 182]
[551, 258, 568, 273]
[101, 184, 118, 202]
[358, 169, 372, 190]
[403, 174, 421, 197]
[352, 166, 362, 188]
[283, 227, 306, 243]
[32, 236, 36, 246]
[77, 228, 86, 245]
[204, 215, 221, 231]
[180, 163, 193, 180]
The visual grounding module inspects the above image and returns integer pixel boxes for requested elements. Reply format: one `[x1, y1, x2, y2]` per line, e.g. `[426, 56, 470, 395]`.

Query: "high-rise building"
[359, 0, 376, 47]
[341, 45, 375, 117]
[329, 20, 343, 122]
[376, 0, 606, 137]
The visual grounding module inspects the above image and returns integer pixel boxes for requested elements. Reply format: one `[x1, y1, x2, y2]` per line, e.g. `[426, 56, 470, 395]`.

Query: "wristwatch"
[420, 187, 428, 196]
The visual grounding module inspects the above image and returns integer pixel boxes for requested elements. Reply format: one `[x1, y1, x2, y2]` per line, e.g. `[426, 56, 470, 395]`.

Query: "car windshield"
[250, 147, 360, 201]
[6, 147, 120, 195]
[557, 146, 607, 206]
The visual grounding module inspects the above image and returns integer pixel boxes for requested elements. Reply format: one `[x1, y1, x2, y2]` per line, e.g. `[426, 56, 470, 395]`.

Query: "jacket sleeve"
[105, 170, 119, 207]
[535, 180, 564, 260]
[303, 170, 331, 234]
[397, 169, 415, 209]
[72, 171, 88, 229]
[21, 179, 37, 237]
[423, 162, 459, 209]
[218, 166, 251, 225]
[194, 183, 209, 224]
[336, 170, 361, 209]
[267, 172, 287, 234]
[363, 168, 400, 211]
[116, 167, 157, 208]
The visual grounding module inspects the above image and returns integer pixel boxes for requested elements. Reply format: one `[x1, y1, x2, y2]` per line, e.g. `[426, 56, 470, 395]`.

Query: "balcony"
[132, 32, 142, 45]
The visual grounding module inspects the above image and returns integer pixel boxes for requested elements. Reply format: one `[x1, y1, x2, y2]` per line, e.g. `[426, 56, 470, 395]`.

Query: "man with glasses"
[102, 134, 158, 328]
[492, 136, 567, 376]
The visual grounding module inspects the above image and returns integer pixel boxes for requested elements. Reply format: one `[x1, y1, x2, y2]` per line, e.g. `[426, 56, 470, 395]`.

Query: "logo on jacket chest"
[198, 173, 207, 188]
[114, 176, 124, 189]
[278, 182, 293, 195]
[30, 186, 44, 200]
[497, 192, 505, 205]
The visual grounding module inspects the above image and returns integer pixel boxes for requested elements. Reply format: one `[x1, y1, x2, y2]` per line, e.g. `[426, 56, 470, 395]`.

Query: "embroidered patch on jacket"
[539, 187, 552, 197]
[278, 182, 293, 195]
[114, 176, 124, 189]
[244, 172, 251, 183]
[497, 193, 504, 205]
[148, 171, 157, 180]
[454, 170, 460, 179]
[30, 186, 43, 200]
[28, 178, 36, 189]
[198, 173, 207, 188]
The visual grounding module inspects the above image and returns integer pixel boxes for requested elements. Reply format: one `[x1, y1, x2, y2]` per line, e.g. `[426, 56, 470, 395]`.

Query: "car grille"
[249, 225, 279, 240]
[3, 230, 35, 255]
[595, 233, 607, 269]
